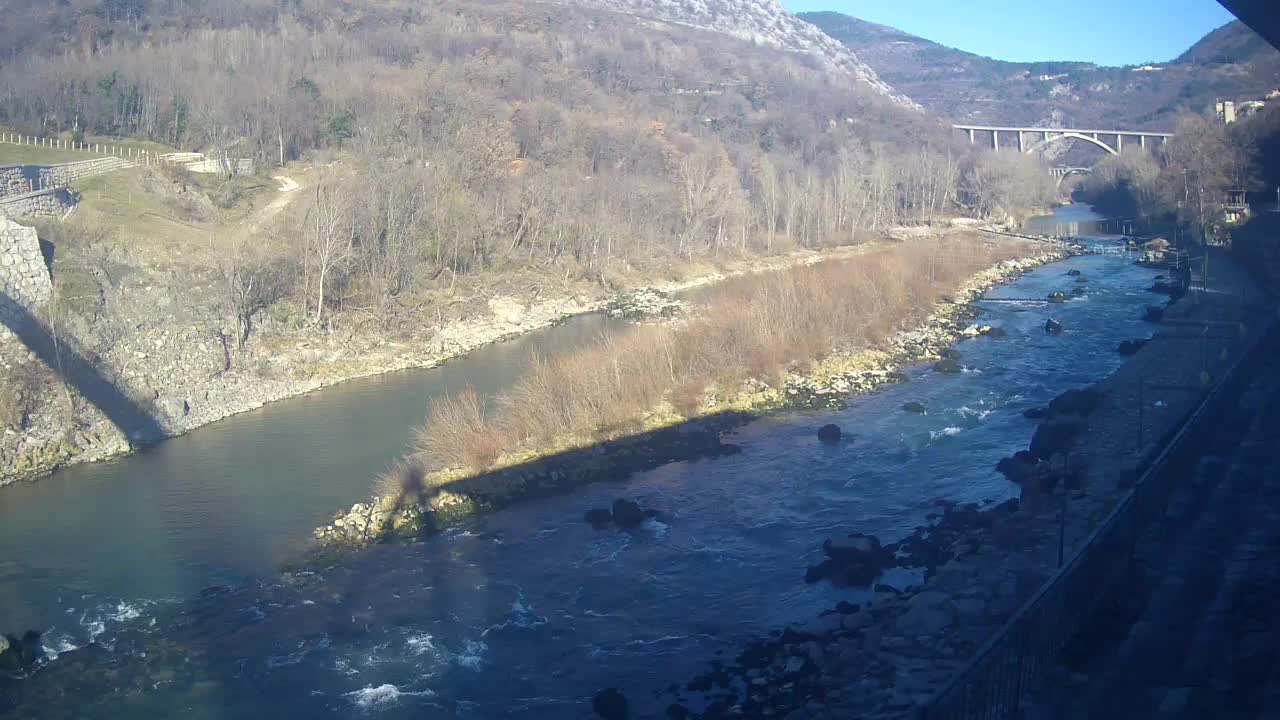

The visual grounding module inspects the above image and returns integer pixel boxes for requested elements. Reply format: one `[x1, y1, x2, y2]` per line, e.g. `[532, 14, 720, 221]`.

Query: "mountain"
[801, 12, 1280, 131]
[561, 0, 920, 108]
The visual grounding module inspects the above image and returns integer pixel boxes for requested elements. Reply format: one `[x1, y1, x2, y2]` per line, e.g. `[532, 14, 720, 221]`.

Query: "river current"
[1, 207, 1160, 718]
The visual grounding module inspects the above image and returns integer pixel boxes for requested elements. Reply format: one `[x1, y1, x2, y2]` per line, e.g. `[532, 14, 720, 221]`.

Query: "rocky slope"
[803, 13, 1280, 130]
[561, 0, 920, 108]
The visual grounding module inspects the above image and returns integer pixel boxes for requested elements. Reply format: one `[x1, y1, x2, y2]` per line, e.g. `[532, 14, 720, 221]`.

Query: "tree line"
[1076, 109, 1280, 243]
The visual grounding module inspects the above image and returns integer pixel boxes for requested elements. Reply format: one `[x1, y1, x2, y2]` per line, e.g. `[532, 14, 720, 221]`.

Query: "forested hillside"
[0, 0, 1051, 322]
[804, 12, 1280, 130]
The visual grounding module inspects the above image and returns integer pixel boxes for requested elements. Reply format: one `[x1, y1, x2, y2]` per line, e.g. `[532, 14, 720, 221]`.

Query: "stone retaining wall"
[0, 216, 52, 326]
[0, 188, 77, 221]
[1, 159, 136, 199]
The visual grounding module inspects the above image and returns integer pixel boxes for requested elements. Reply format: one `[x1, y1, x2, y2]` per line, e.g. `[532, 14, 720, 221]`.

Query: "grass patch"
[0, 144, 89, 165]
[383, 234, 1039, 502]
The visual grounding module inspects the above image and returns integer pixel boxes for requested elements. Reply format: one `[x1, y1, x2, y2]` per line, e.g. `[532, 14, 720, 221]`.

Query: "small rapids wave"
[928, 426, 964, 442]
[345, 683, 436, 708]
[482, 592, 549, 637]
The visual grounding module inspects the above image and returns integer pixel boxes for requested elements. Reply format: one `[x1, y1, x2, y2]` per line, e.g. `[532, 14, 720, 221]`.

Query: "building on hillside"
[1217, 100, 1238, 123]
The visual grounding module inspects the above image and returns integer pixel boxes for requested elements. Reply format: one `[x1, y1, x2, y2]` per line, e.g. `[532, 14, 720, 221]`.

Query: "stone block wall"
[0, 188, 77, 221]
[0, 215, 52, 326]
[1, 159, 135, 199]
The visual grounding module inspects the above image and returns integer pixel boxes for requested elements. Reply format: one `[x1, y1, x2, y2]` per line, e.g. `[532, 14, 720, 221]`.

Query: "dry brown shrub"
[400, 236, 1037, 480]
[414, 386, 503, 471]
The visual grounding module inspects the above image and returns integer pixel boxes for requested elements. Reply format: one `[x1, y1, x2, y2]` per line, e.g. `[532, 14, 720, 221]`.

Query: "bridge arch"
[1025, 132, 1118, 157]
[1053, 167, 1092, 190]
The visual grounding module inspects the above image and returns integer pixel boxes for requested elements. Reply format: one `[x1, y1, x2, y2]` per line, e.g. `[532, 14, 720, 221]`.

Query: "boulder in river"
[1067, 269, 1082, 276]
[610, 499, 647, 529]
[593, 688, 629, 720]
[932, 358, 963, 374]
[1075, 275, 1089, 284]
[901, 401, 926, 414]
[984, 326, 1008, 338]
[806, 533, 895, 587]
[584, 508, 613, 530]
[1022, 406, 1051, 420]
[1118, 338, 1149, 356]
[1071, 287, 1087, 296]
[817, 424, 842, 443]
[1144, 305, 1164, 323]
[1045, 318, 1063, 335]
[1047, 291, 1067, 304]
[941, 347, 963, 360]
[0, 631, 41, 673]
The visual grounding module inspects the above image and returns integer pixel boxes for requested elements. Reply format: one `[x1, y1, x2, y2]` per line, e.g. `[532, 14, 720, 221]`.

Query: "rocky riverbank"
[313, 246, 1069, 551]
[0, 240, 902, 489]
[655, 248, 1274, 720]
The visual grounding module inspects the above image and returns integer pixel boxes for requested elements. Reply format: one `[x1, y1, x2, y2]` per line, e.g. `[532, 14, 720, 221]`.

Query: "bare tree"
[302, 175, 355, 327]
[215, 237, 289, 349]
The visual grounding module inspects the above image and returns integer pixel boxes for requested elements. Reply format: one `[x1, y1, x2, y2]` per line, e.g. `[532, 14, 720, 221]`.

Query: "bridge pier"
[1017, 131, 1024, 153]
[992, 129, 999, 152]
[1117, 134, 1123, 154]
[1140, 135, 1146, 150]
[967, 128, 974, 145]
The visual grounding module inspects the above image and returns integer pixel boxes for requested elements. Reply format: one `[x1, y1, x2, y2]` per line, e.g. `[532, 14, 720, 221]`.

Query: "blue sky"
[782, 0, 1238, 66]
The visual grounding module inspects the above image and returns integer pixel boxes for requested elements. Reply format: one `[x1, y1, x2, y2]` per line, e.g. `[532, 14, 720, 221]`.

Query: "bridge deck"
[953, 124, 1174, 137]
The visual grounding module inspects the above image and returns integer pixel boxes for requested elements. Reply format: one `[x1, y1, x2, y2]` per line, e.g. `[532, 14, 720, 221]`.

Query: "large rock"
[902, 401, 926, 414]
[996, 450, 1037, 482]
[817, 424, 842, 443]
[1047, 291, 1067, 304]
[807, 533, 895, 587]
[610, 499, 646, 529]
[487, 296, 527, 325]
[895, 592, 955, 637]
[593, 688, 629, 720]
[1022, 406, 1051, 420]
[1045, 318, 1063, 335]
[0, 631, 41, 673]
[932, 358, 962, 374]
[1029, 416, 1086, 461]
[1118, 338, 1149, 356]
[584, 508, 613, 529]
[1048, 387, 1100, 417]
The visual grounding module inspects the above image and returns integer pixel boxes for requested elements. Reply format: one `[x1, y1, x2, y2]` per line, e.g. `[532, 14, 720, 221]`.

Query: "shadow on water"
[0, 409, 758, 719]
[0, 289, 164, 447]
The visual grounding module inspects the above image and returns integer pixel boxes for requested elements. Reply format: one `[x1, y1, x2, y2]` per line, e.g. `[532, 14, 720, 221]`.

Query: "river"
[1, 207, 1162, 718]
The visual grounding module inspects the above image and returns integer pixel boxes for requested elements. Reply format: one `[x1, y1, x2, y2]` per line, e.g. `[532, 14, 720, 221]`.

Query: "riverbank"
[0, 238, 932, 489]
[664, 247, 1274, 719]
[314, 235, 1069, 550]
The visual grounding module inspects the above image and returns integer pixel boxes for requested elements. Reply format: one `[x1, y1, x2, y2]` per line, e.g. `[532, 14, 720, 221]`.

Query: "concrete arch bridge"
[953, 125, 1174, 156]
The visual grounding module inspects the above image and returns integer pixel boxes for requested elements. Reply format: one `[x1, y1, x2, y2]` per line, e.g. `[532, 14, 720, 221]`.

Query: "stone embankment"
[662, 248, 1272, 720]
[314, 249, 1065, 550]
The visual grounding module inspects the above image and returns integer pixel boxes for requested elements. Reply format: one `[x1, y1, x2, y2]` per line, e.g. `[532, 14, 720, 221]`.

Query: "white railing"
[0, 131, 155, 164]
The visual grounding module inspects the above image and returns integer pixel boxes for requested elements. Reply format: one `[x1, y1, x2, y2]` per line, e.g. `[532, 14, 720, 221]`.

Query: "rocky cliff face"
[560, 0, 920, 109]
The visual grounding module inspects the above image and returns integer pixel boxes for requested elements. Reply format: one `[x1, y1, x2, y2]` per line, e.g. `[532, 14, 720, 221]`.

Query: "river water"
[1, 207, 1162, 718]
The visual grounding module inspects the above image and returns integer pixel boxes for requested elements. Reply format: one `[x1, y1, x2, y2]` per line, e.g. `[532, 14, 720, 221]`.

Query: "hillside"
[559, 0, 918, 107]
[802, 12, 1280, 131]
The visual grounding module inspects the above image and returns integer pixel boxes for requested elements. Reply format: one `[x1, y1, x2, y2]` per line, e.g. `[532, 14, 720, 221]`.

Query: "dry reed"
[405, 236, 1036, 478]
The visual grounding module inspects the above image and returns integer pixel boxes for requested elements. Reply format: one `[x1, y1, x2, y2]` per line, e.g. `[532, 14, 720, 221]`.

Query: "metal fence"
[918, 312, 1277, 720]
